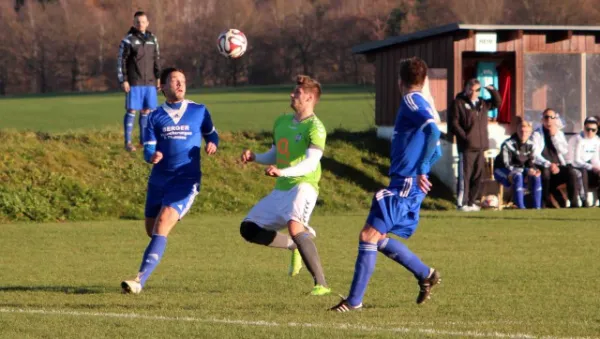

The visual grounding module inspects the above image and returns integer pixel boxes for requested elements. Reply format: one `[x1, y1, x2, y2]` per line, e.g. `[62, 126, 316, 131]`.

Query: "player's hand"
[593, 166, 600, 174]
[485, 85, 495, 91]
[528, 168, 539, 176]
[548, 124, 559, 136]
[417, 174, 432, 194]
[205, 142, 217, 155]
[265, 165, 281, 177]
[150, 151, 163, 164]
[240, 149, 255, 163]
[550, 163, 560, 174]
[121, 81, 130, 93]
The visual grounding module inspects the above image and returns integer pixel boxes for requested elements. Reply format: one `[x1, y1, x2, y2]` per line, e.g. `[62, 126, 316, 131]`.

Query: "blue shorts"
[145, 177, 200, 219]
[366, 179, 426, 239]
[126, 86, 158, 111]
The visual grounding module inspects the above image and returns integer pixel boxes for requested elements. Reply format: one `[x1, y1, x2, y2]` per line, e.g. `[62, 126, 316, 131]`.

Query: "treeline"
[1, 0, 599, 95]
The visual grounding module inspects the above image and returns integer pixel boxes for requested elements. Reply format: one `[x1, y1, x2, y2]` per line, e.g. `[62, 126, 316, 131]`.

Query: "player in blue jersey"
[121, 67, 219, 294]
[331, 57, 442, 312]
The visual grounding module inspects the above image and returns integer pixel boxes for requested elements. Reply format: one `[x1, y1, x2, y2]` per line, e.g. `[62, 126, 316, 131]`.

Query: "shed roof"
[352, 23, 600, 54]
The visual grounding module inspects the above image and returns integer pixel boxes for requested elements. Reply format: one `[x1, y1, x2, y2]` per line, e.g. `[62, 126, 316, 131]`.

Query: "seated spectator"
[531, 109, 578, 208]
[494, 119, 541, 209]
[566, 117, 600, 207]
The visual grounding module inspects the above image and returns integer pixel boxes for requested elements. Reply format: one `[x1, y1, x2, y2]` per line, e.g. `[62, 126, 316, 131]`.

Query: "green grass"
[0, 128, 452, 223]
[0, 85, 375, 133]
[1, 210, 599, 338]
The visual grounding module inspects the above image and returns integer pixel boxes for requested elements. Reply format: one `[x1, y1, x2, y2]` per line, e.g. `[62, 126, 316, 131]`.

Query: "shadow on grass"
[0, 286, 104, 294]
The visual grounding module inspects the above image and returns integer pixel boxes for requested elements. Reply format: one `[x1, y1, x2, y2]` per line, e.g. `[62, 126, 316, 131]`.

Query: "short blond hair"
[517, 117, 532, 129]
[296, 75, 322, 100]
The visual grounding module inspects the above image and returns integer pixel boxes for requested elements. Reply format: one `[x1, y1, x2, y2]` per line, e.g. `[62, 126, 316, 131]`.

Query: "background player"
[331, 57, 442, 312]
[118, 11, 161, 152]
[121, 67, 218, 294]
[239, 75, 331, 296]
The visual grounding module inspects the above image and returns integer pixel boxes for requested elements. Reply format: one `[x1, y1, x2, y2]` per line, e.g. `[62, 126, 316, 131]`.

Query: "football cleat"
[125, 143, 137, 152]
[309, 284, 331, 296]
[330, 298, 363, 312]
[417, 269, 441, 304]
[121, 279, 142, 294]
[289, 249, 303, 277]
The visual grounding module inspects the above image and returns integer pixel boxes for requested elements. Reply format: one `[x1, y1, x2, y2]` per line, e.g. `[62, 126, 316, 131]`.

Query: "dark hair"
[463, 78, 480, 96]
[160, 67, 185, 85]
[134, 11, 146, 18]
[398, 57, 428, 88]
[542, 108, 557, 116]
[295, 75, 322, 100]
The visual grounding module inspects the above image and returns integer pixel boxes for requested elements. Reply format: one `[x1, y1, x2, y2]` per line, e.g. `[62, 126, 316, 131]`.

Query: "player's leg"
[377, 188, 440, 304]
[139, 86, 158, 146]
[456, 151, 467, 209]
[511, 172, 525, 209]
[468, 150, 485, 210]
[122, 181, 198, 294]
[124, 86, 142, 152]
[529, 173, 542, 209]
[286, 184, 328, 292]
[331, 223, 383, 312]
[240, 190, 297, 250]
[331, 189, 391, 312]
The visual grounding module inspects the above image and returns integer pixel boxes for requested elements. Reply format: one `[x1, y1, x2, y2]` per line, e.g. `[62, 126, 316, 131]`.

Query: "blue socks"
[377, 237, 430, 280]
[532, 175, 542, 209]
[124, 112, 135, 145]
[347, 242, 378, 307]
[512, 173, 525, 209]
[137, 235, 167, 287]
[139, 113, 149, 145]
[513, 172, 542, 209]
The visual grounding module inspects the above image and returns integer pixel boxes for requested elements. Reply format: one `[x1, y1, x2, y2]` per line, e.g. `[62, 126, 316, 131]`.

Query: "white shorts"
[244, 183, 318, 231]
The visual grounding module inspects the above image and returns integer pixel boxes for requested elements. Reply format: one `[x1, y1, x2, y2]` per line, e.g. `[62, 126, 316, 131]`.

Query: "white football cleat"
[121, 279, 142, 294]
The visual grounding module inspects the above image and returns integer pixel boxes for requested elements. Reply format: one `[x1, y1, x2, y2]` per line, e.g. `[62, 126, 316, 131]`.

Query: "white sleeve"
[552, 131, 569, 157]
[592, 138, 600, 168]
[279, 147, 323, 177]
[532, 132, 551, 168]
[571, 136, 592, 170]
[254, 145, 277, 165]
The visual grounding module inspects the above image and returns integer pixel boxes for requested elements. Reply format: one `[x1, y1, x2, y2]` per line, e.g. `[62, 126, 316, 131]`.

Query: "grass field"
[0, 85, 375, 132]
[1, 210, 600, 338]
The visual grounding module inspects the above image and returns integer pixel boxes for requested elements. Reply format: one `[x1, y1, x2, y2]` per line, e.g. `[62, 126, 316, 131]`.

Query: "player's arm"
[429, 141, 442, 166]
[143, 113, 161, 164]
[153, 35, 161, 87]
[483, 86, 501, 109]
[500, 140, 515, 172]
[449, 100, 467, 144]
[277, 146, 323, 177]
[266, 120, 326, 177]
[532, 131, 551, 168]
[201, 108, 219, 155]
[117, 37, 131, 85]
[572, 136, 592, 170]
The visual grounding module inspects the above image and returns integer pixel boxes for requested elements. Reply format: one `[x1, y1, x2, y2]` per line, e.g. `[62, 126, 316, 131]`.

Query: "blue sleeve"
[143, 113, 157, 163]
[201, 108, 219, 147]
[417, 123, 441, 175]
[429, 142, 442, 166]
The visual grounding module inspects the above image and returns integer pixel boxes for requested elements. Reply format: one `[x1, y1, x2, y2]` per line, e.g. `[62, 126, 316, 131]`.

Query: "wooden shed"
[352, 23, 600, 192]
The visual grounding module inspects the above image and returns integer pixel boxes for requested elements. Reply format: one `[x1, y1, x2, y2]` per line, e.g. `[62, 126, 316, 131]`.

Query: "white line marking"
[0, 307, 596, 339]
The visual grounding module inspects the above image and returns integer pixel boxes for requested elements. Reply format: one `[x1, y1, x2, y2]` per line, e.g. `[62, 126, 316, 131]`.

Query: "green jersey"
[272, 114, 327, 192]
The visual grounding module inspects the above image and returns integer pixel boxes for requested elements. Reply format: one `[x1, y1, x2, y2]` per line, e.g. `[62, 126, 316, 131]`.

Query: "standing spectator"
[118, 11, 161, 152]
[449, 78, 501, 211]
[494, 119, 542, 209]
[566, 117, 600, 207]
[531, 109, 578, 207]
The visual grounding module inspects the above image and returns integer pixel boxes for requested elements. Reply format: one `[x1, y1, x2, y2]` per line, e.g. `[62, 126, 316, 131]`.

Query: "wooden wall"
[372, 29, 600, 127]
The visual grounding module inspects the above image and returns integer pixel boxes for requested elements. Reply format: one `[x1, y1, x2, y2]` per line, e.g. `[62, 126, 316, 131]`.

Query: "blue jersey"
[144, 100, 218, 184]
[389, 92, 441, 188]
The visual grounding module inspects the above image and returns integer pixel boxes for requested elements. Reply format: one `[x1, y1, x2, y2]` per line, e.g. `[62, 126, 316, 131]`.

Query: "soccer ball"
[217, 29, 247, 59]
[481, 195, 499, 209]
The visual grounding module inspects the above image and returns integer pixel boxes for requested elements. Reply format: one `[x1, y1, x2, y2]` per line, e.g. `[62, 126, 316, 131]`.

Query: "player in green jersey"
[239, 75, 330, 296]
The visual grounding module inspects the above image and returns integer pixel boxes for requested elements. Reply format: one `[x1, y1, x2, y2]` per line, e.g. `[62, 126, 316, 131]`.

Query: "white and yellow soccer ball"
[217, 29, 247, 59]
